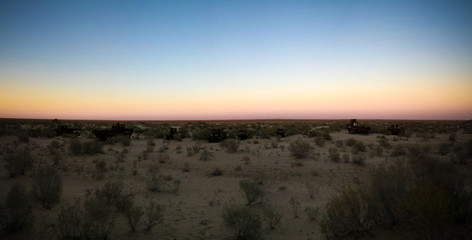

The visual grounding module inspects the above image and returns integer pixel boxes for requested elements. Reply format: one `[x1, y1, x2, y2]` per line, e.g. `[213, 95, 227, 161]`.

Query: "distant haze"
[1, 1, 471, 120]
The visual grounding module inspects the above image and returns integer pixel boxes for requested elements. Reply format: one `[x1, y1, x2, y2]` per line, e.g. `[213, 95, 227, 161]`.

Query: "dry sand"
[0, 121, 471, 240]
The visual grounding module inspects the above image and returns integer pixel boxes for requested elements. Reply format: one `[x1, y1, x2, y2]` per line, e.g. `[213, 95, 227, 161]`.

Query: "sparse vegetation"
[144, 200, 165, 232]
[222, 205, 262, 240]
[262, 204, 282, 230]
[240, 179, 264, 206]
[1, 184, 34, 233]
[328, 147, 340, 162]
[4, 148, 33, 178]
[289, 138, 310, 158]
[32, 167, 63, 209]
[126, 205, 144, 233]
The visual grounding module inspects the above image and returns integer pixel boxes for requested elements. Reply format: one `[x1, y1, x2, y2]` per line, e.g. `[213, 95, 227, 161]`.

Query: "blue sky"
[1, 0, 471, 120]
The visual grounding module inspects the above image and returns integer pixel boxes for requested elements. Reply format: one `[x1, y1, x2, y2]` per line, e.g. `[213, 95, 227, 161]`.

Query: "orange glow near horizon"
[1, 76, 471, 120]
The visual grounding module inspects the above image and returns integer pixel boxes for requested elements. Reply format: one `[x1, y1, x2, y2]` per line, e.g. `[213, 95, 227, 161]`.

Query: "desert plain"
[0, 119, 471, 240]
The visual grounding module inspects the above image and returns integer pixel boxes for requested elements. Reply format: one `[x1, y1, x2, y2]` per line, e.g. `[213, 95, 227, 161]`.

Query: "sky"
[1, 0, 471, 120]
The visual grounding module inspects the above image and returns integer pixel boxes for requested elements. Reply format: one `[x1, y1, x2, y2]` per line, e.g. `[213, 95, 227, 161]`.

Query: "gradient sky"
[1, 0, 471, 120]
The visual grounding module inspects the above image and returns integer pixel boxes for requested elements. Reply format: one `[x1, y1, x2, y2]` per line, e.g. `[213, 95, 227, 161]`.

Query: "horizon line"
[1, 117, 470, 122]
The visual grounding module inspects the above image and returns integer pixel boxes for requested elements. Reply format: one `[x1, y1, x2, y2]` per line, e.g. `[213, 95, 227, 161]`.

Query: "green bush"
[240, 179, 264, 206]
[33, 167, 63, 209]
[222, 205, 262, 240]
[289, 139, 310, 159]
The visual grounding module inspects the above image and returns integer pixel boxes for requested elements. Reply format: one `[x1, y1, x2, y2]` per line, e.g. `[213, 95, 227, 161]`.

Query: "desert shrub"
[69, 139, 103, 155]
[192, 128, 210, 140]
[158, 153, 169, 163]
[17, 131, 29, 143]
[1, 184, 34, 233]
[342, 153, 350, 163]
[323, 132, 332, 140]
[396, 179, 467, 239]
[199, 149, 212, 161]
[95, 181, 133, 212]
[289, 139, 310, 159]
[320, 186, 374, 239]
[352, 155, 366, 165]
[304, 206, 321, 221]
[186, 147, 194, 156]
[289, 197, 301, 218]
[144, 200, 165, 231]
[378, 137, 390, 148]
[328, 147, 340, 162]
[114, 148, 127, 162]
[48, 139, 62, 154]
[182, 162, 190, 172]
[33, 167, 63, 209]
[82, 140, 103, 154]
[52, 152, 62, 166]
[390, 145, 406, 157]
[69, 139, 82, 155]
[210, 168, 223, 176]
[368, 163, 408, 228]
[105, 135, 130, 146]
[262, 204, 282, 230]
[82, 198, 116, 240]
[146, 138, 155, 152]
[57, 200, 84, 240]
[374, 145, 384, 157]
[126, 205, 144, 233]
[352, 141, 366, 154]
[147, 176, 162, 192]
[175, 145, 182, 153]
[242, 156, 251, 165]
[314, 137, 325, 147]
[95, 159, 107, 179]
[95, 181, 124, 204]
[449, 132, 456, 142]
[240, 179, 264, 206]
[345, 138, 356, 147]
[306, 182, 316, 199]
[222, 205, 262, 240]
[335, 140, 344, 147]
[438, 143, 452, 156]
[4, 148, 33, 178]
[148, 162, 160, 178]
[147, 176, 180, 194]
[221, 139, 240, 153]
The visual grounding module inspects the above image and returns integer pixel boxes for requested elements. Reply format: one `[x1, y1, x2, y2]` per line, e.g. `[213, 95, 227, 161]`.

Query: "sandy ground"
[0, 122, 471, 240]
